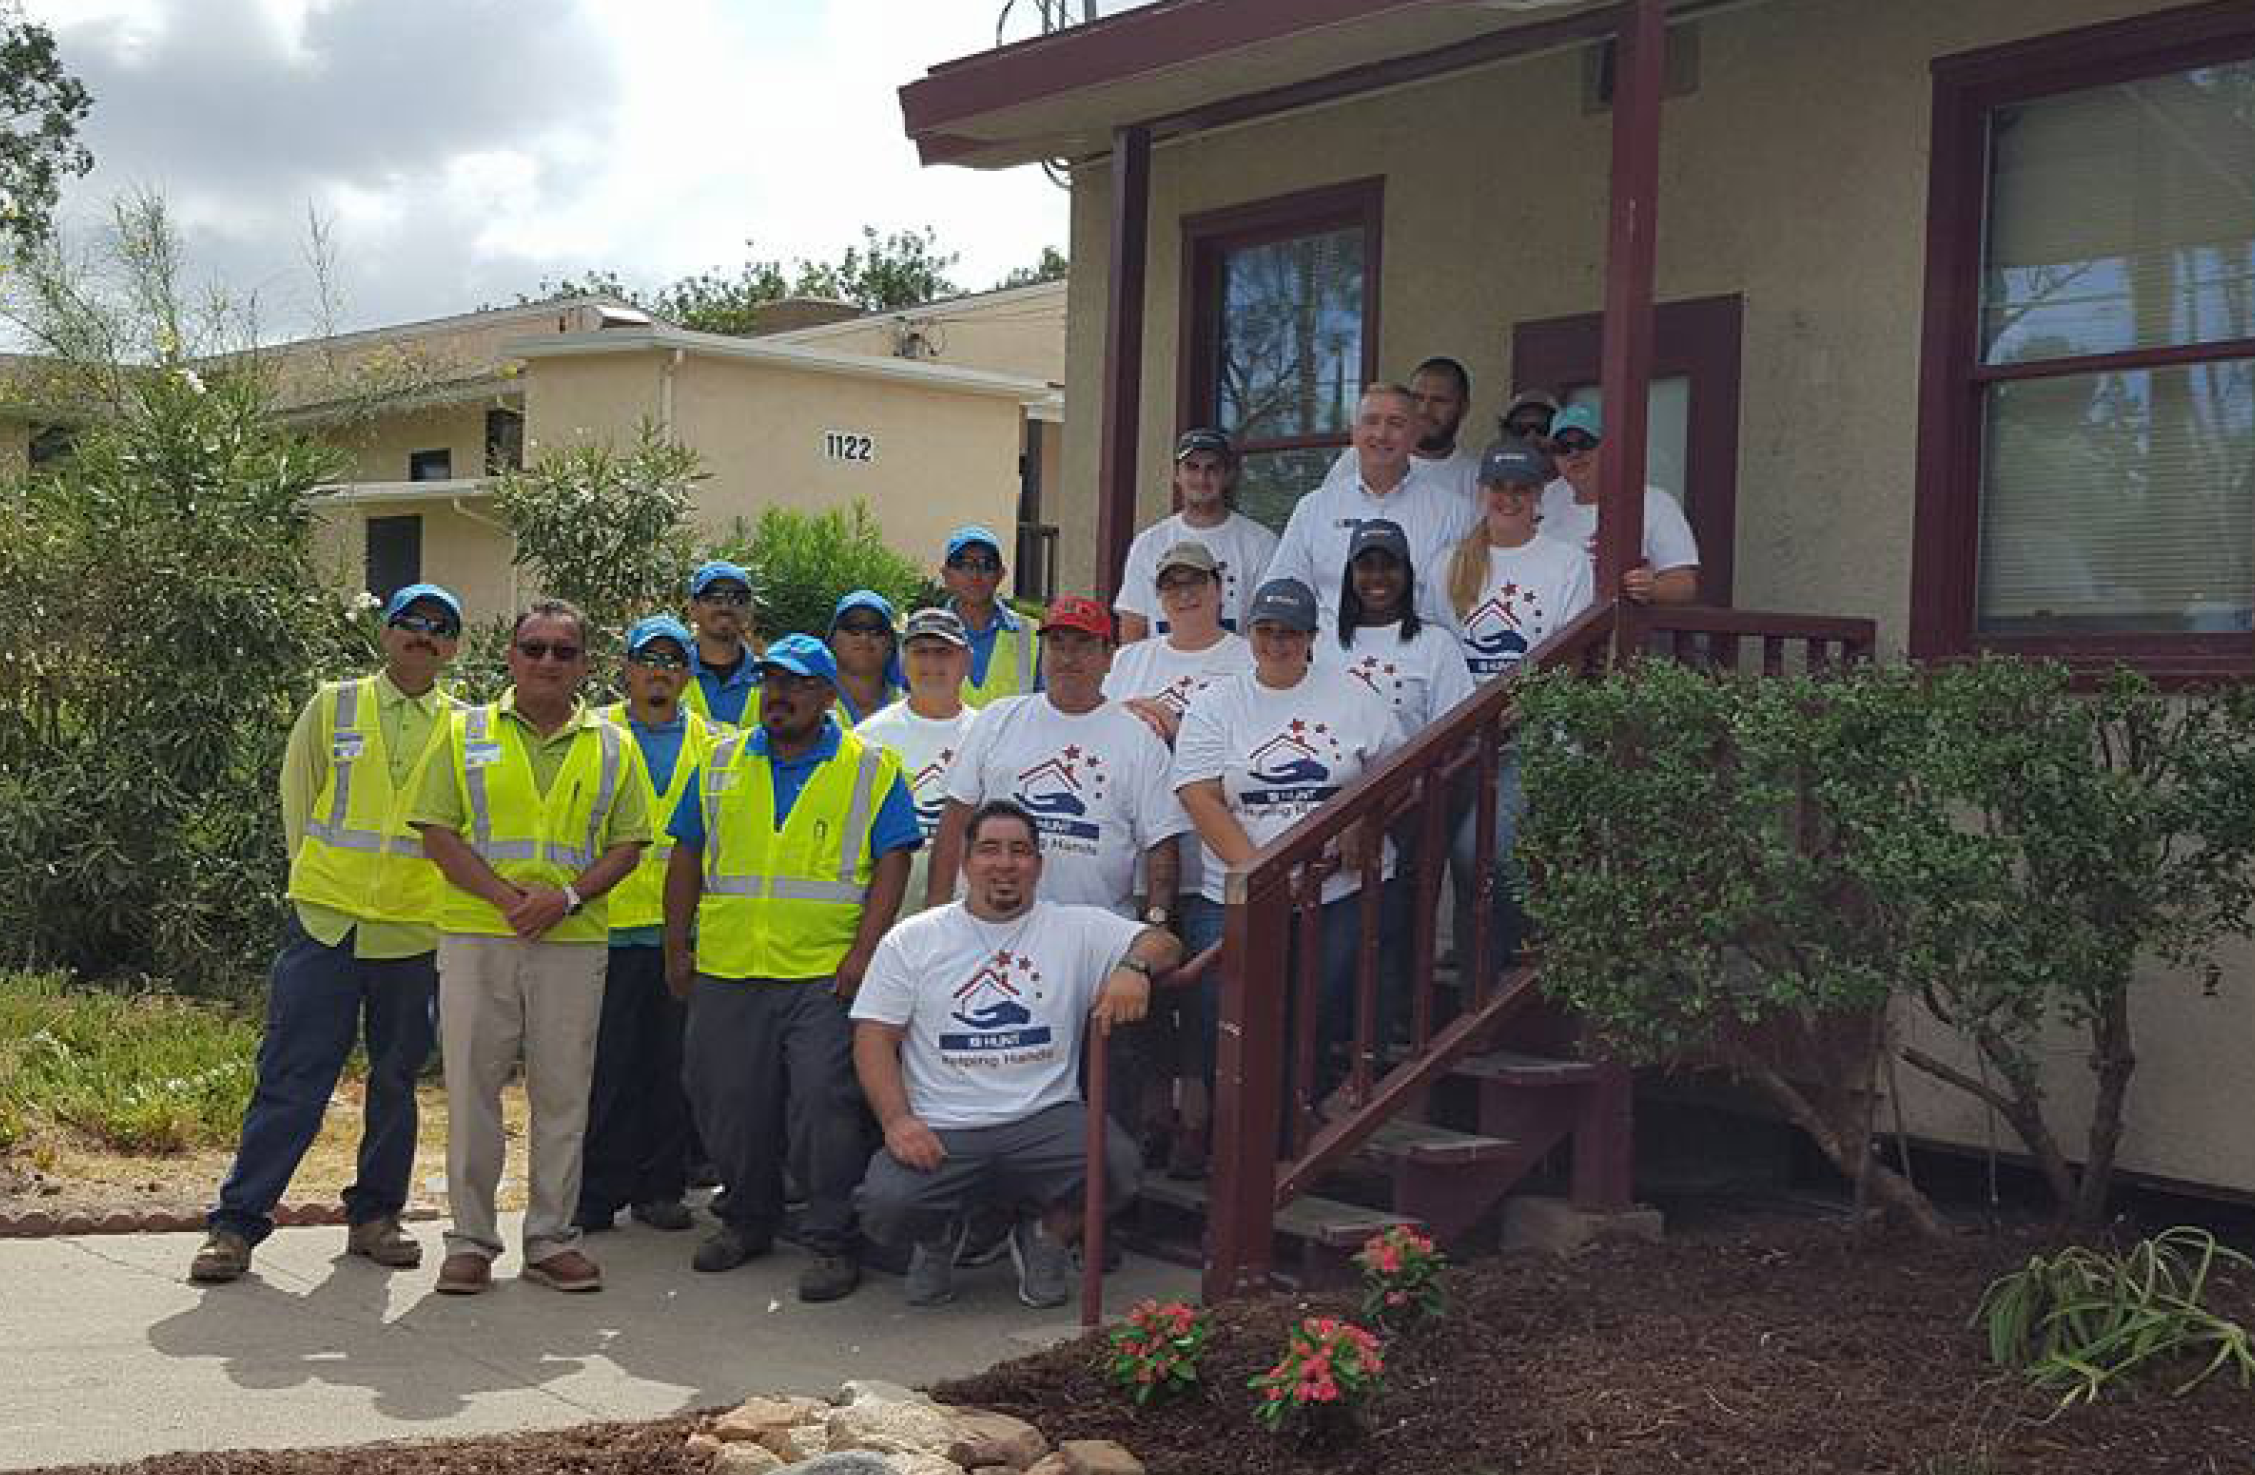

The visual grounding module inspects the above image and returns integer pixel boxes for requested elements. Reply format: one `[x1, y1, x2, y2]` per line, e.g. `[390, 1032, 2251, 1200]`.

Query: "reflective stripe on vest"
[300, 680, 432, 857]
[461, 705, 622, 870]
[700, 741, 885, 902]
[962, 618, 1034, 708]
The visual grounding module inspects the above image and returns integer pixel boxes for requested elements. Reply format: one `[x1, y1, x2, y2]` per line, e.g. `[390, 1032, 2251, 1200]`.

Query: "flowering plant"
[1354, 1225, 1448, 1329]
[1104, 1299, 1212, 1406]
[1248, 1316, 1385, 1434]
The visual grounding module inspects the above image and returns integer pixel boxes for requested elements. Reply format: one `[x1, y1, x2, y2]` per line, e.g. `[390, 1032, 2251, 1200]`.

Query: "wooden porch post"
[1596, 0, 1665, 646]
[1095, 124, 1151, 607]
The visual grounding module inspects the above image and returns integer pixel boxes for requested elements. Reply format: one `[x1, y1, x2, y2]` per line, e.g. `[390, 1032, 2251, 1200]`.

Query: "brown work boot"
[189, 1230, 251, 1284]
[345, 1216, 423, 1268]
[522, 1248, 603, 1292]
[434, 1251, 493, 1295]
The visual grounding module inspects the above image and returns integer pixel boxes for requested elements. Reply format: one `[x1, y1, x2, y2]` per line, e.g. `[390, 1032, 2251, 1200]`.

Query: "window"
[484, 407, 524, 474]
[27, 424, 73, 469]
[364, 515, 422, 601]
[1181, 178, 1382, 534]
[407, 448, 453, 482]
[1914, 8, 2255, 678]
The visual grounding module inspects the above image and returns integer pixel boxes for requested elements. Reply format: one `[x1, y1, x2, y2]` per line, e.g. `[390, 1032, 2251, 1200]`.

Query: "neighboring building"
[899, 0, 2255, 1198]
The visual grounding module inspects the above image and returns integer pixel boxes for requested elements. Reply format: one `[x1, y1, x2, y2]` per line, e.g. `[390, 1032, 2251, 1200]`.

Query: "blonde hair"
[1446, 521, 1490, 621]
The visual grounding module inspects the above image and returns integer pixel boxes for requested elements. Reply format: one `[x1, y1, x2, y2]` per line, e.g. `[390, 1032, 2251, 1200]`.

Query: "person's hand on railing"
[1091, 965, 1151, 1034]
[1336, 817, 1375, 877]
[882, 1113, 947, 1173]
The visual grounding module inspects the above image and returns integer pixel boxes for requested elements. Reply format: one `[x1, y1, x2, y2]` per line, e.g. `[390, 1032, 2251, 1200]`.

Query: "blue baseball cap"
[382, 583, 462, 629]
[829, 588, 898, 633]
[690, 559, 754, 598]
[1247, 577, 1320, 633]
[624, 614, 693, 656]
[756, 633, 839, 687]
[1550, 403, 1602, 442]
[944, 525, 1004, 563]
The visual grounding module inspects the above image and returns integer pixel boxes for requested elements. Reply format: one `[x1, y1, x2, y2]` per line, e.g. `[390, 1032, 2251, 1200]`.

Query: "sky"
[23, 0, 1082, 336]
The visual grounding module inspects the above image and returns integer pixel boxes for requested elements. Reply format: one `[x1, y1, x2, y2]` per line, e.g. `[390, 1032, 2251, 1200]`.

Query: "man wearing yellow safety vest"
[683, 559, 762, 728]
[941, 525, 1038, 709]
[190, 584, 465, 1285]
[575, 616, 715, 1237]
[411, 598, 653, 1296]
[662, 633, 921, 1303]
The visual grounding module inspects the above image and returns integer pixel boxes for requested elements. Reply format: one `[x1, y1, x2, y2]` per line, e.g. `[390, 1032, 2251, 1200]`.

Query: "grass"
[0, 969, 260, 1152]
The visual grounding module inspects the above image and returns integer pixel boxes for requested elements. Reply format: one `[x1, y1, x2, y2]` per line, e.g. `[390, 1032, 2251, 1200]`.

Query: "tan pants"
[436, 934, 605, 1264]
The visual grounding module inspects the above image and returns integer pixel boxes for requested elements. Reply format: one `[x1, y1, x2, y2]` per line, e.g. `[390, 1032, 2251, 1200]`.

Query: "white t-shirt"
[1537, 480, 1701, 576]
[1173, 665, 1405, 904]
[1314, 619, 1477, 733]
[1263, 461, 1475, 631]
[1115, 512, 1281, 634]
[1328, 444, 1481, 507]
[851, 899, 1145, 1131]
[943, 695, 1192, 916]
[1102, 632, 1256, 717]
[1452, 536, 1596, 681]
[858, 698, 979, 915]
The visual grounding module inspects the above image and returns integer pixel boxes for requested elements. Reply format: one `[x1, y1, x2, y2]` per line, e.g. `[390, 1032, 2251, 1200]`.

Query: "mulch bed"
[23, 1219, 2255, 1475]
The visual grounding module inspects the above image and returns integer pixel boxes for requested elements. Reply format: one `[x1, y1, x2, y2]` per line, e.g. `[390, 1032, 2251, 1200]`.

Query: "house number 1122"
[824, 431, 875, 463]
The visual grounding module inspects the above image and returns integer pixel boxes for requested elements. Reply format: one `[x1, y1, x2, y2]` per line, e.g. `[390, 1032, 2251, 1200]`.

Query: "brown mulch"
[28, 1417, 706, 1475]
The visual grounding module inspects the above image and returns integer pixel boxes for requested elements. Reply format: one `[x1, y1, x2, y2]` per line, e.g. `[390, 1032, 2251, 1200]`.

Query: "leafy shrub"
[706, 503, 941, 644]
[1248, 1316, 1386, 1437]
[1356, 1225, 1447, 1330]
[1104, 1299, 1213, 1406]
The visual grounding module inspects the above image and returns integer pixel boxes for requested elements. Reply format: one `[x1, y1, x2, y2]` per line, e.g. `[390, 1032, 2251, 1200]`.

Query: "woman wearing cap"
[826, 589, 902, 727]
[1104, 540, 1253, 745]
[857, 608, 976, 919]
[1317, 518, 1476, 736]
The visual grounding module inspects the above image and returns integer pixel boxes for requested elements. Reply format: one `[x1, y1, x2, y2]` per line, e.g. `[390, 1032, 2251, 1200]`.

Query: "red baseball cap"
[1039, 595, 1113, 641]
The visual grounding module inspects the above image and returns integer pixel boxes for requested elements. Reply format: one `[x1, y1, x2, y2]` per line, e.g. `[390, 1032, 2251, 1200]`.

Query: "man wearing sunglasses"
[684, 560, 763, 728]
[191, 584, 465, 1286]
[411, 598, 654, 1296]
[826, 589, 901, 727]
[940, 525, 1036, 709]
[575, 616, 718, 1240]
[1536, 403, 1701, 606]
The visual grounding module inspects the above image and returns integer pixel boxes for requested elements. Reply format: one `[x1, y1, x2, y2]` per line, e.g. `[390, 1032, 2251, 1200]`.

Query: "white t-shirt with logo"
[1537, 480, 1701, 576]
[1102, 632, 1256, 717]
[1314, 619, 1477, 733]
[943, 695, 1192, 916]
[851, 899, 1145, 1131]
[1173, 665, 1405, 905]
[1115, 512, 1281, 634]
[858, 698, 979, 914]
[1452, 536, 1596, 681]
[1263, 462, 1476, 631]
[1327, 444, 1481, 507]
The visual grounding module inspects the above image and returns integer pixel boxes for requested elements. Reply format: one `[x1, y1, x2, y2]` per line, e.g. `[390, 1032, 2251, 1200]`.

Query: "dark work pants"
[856, 1101, 1140, 1250]
[683, 975, 864, 1255]
[210, 916, 436, 1245]
[576, 944, 691, 1220]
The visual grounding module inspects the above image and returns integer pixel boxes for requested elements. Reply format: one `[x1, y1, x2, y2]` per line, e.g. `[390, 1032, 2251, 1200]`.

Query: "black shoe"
[687, 1160, 721, 1190]
[630, 1199, 693, 1232]
[692, 1225, 772, 1272]
[574, 1209, 617, 1234]
[798, 1252, 860, 1303]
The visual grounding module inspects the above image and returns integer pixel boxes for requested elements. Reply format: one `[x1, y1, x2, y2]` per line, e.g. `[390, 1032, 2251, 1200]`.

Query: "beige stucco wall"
[1056, 0, 2253, 1192]
[309, 497, 518, 622]
[769, 282, 1069, 383]
[313, 401, 507, 483]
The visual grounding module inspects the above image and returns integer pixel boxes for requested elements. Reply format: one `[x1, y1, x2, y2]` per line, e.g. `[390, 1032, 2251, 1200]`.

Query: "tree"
[996, 245, 1067, 290]
[793, 225, 958, 311]
[0, 5, 92, 256]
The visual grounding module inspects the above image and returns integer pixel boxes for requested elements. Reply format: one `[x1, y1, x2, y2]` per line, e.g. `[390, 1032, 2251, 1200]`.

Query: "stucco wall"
[773, 282, 1069, 383]
[315, 402, 504, 484]
[1055, 0, 2252, 1192]
[309, 498, 519, 622]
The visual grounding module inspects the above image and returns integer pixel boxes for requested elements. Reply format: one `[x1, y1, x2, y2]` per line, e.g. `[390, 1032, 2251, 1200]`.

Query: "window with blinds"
[1973, 58, 2255, 636]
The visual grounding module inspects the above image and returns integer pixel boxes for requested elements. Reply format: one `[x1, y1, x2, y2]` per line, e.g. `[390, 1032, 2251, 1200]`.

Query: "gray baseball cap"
[1154, 540, 1220, 580]
[901, 606, 970, 648]
[1478, 439, 1552, 487]
[1246, 577, 1319, 633]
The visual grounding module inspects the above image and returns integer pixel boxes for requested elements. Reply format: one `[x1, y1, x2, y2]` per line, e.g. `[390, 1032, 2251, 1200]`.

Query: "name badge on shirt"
[330, 732, 364, 761]
[464, 741, 504, 769]
[707, 769, 739, 793]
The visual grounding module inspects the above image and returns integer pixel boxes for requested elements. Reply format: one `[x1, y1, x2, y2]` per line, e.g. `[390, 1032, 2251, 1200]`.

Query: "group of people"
[188, 354, 1697, 1311]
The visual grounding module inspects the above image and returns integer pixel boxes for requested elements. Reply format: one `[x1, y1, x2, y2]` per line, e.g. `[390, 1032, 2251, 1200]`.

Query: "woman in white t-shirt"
[1442, 440, 1597, 962]
[856, 608, 980, 917]
[1316, 517, 1475, 739]
[1104, 539, 1256, 741]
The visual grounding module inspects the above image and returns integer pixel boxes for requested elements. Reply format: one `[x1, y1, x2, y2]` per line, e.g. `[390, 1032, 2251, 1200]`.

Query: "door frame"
[1512, 293, 1743, 605]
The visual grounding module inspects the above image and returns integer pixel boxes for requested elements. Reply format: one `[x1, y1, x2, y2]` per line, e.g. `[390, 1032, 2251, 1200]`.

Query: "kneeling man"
[851, 799, 1181, 1309]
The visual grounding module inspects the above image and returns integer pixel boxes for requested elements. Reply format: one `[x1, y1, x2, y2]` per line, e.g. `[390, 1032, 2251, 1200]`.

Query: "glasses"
[833, 620, 893, 638]
[630, 650, 688, 670]
[697, 587, 753, 606]
[1552, 432, 1599, 455]
[514, 640, 582, 663]
[388, 612, 458, 638]
[1157, 572, 1211, 593]
[1504, 418, 1551, 440]
[947, 555, 1003, 574]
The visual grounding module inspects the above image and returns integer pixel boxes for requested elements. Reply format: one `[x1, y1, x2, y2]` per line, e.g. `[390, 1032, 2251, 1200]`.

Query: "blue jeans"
[1449, 744, 1528, 964]
[209, 917, 437, 1244]
[1183, 888, 1372, 1101]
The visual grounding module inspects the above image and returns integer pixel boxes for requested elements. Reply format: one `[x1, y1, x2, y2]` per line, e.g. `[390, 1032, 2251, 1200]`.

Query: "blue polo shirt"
[950, 599, 1043, 691]
[689, 645, 761, 726]
[668, 716, 922, 857]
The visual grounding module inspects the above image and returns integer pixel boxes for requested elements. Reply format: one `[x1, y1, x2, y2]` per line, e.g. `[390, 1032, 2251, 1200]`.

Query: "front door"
[1511, 294, 1743, 604]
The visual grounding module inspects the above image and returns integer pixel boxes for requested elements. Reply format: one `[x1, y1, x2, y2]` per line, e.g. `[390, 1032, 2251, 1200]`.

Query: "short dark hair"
[1413, 356, 1470, 401]
[966, 799, 1040, 851]
[512, 597, 588, 645]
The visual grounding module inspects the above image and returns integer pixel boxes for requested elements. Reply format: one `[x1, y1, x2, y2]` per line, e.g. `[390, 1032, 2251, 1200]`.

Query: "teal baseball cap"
[1549, 403, 1603, 442]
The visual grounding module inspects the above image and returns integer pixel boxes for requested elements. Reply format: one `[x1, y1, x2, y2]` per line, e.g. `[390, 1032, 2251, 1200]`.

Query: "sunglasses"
[947, 555, 1003, 574]
[697, 587, 753, 606]
[515, 640, 583, 663]
[388, 612, 458, 639]
[1504, 418, 1552, 439]
[833, 619, 893, 638]
[1552, 432, 1600, 455]
[630, 650, 688, 670]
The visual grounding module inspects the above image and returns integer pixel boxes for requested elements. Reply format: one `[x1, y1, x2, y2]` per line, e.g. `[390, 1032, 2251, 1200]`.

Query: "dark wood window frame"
[1910, 1, 2255, 683]
[1176, 176, 1385, 497]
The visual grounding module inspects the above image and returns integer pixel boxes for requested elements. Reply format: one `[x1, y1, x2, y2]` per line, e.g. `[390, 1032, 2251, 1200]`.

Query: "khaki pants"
[436, 934, 605, 1264]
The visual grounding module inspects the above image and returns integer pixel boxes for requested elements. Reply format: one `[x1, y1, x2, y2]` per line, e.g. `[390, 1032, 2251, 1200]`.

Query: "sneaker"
[189, 1230, 251, 1284]
[345, 1216, 423, 1268]
[630, 1199, 694, 1232]
[521, 1248, 603, 1292]
[435, 1251, 493, 1295]
[692, 1224, 771, 1273]
[905, 1226, 963, 1307]
[687, 1159, 721, 1190]
[797, 1251, 860, 1303]
[1008, 1218, 1070, 1310]
[956, 1204, 1013, 1268]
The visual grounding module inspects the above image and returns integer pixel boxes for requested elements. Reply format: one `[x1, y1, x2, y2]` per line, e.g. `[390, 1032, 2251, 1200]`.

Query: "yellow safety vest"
[695, 727, 899, 981]
[961, 615, 1034, 709]
[287, 676, 455, 924]
[597, 702, 717, 932]
[681, 635, 764, 730]
[435, 702, 631, 944]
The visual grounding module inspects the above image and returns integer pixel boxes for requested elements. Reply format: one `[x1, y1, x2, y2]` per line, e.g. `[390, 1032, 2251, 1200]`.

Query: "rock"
[685, 1432, 725, 1457]
[714, 1444, 786, 1475]
[57, 1213, 96, 1235]
[773, 1455, 896, 1475]
[759, 1424, 832, 1462]
[827, 1399, 960, 1457]
[884, 1456, 964, 1475]
[945, 1411, 1049, 1470]
[8, 1212, 54, 1237]
[716, 1396, 830, 1443]
[1057, 1442, 1142, 1475]
[835, 1378, 928, 1407]
[1021, 1458, 1072, 1475]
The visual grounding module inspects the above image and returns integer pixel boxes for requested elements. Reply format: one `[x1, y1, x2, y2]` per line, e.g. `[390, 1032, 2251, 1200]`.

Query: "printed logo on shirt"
[1011, 748, 1108, 847]
[1243, 721, 1344, 809]
[1462, 583, 1544, 679]
[907, 749, 955, 838]
[1340, 652, 1406, 710]
[938, 947, 1056, 1060]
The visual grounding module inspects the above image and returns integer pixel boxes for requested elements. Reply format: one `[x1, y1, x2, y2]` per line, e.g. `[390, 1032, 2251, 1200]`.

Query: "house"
[899, 0, 2255, 1295]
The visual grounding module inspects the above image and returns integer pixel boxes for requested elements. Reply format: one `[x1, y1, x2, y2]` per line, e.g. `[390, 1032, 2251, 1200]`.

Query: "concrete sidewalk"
[0, 1214, 1196, 1471]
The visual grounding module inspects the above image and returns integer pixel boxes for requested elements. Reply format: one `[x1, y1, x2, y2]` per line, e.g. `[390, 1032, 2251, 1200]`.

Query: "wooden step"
[1360, 1117, 1521, 1167]
[1138, 1175, 1422, 1249]
[1449, 1049, 1602, 1088]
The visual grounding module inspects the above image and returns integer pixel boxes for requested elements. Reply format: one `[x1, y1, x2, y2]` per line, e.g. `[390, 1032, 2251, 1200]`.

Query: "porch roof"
[899, 0, 1709, 168]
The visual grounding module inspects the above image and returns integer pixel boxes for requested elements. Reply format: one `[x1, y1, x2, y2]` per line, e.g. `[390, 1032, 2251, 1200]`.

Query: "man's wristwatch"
[1142, 903, 1172, 928]
[1116, 956, 1155, 979]
[562, 883, 585, 916]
